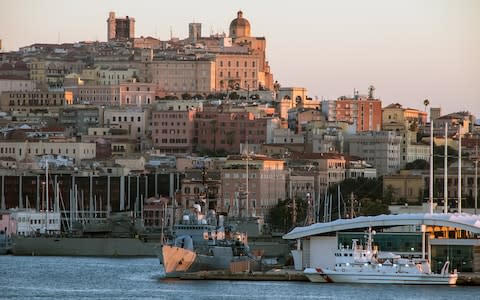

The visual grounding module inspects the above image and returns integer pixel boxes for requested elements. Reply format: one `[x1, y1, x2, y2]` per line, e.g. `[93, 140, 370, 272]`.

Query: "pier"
[178, 269, 480, 285]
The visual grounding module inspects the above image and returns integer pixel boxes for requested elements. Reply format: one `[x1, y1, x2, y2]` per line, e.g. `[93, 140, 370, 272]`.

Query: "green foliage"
[268, 197, 308, 233]
[228, 92, 239, 100]
[433, 145, 458, 169]
[405, 159, 428, 170]
[181, 93, 192, 100]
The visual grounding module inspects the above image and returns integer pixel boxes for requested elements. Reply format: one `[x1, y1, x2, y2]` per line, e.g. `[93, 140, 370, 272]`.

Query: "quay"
[179, 269, 480, 285]
[179, 269, 308, 281]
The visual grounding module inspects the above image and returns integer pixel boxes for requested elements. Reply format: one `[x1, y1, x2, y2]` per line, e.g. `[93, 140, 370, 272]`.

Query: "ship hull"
[159, 244, 252, 277]
[305, 268, 457, 285]
[12, 236, 158, 257]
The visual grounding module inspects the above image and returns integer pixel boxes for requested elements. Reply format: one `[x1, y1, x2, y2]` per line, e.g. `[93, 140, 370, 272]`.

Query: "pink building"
[323, 96, 383, 132]
[195, 111, 273, 154]
[151, 109, 197, 153]
[0, 212, 16, 236]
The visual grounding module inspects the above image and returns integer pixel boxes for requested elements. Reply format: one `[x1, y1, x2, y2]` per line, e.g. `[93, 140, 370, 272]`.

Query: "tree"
[405, 159, 428, 170]
[228, 92, 239, 100]
[181, 93, 192, 100]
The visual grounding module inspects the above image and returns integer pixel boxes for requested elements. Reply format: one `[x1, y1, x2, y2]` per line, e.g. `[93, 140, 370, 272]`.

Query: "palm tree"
[423, 99, 430, 112]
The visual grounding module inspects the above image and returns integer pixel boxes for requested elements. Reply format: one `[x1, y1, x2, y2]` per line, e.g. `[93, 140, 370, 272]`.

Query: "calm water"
[1, 256, 479, 300]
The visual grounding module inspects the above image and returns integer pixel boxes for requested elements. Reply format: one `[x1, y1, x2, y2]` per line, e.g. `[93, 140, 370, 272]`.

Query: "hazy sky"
[1, 0, 479, 117]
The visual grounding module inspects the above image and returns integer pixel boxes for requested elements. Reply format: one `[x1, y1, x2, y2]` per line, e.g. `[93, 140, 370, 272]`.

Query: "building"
[107, 11, 135, 41]
[0, 76, 36, 95]
[151, 108, 197, 154]
[221, 154, 286, 218]
[148, 59, 216, 97]
[283, 214, 480, 273]
[0, 140, 96, 164]
[102, 107, 149, 151]
[322, 89, 382, 132]
[195, 110, 279, 154]
[226, 11, 273, 91]
[58, 105, 99, 136]
[383, 170, 424, 204]
[348, 131, 402, 176]
[0, 90, 73, 114]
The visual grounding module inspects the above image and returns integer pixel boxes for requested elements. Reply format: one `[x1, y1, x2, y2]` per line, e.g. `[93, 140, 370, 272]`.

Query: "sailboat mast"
[444, 123, 448, 214]
[45, 159, 49, 233]
[458, 127, 462, 213]
[429, 117, 434, 214]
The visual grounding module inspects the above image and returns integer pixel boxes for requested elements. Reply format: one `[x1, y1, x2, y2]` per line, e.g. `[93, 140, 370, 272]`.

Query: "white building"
[348, 131, 401, 176]
[9, 209, 61, 236]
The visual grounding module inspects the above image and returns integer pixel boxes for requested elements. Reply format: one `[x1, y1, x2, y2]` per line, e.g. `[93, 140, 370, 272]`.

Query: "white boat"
[304, 229, 458, 285]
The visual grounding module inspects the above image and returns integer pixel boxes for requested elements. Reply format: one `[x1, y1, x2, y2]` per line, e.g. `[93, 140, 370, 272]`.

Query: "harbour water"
[1, 256, 479, 300]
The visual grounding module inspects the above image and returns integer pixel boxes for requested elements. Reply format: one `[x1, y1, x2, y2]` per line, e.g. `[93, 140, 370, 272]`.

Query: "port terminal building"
[283, 213, 480, 273]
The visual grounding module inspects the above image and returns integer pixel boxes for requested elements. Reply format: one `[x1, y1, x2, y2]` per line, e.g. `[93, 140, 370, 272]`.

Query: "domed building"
[229, 11, 251, 39]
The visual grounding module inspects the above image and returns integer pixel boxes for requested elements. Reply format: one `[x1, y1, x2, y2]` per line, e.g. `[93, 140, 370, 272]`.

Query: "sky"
[1, 0, 479, 118]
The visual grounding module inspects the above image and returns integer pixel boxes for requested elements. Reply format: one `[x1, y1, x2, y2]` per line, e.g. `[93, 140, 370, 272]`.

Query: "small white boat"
[304, 229, 458, 285]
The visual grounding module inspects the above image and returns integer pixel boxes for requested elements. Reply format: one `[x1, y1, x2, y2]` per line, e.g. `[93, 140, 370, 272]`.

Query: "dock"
[179, 269, 480, 285]
[179, 269, 308, 281]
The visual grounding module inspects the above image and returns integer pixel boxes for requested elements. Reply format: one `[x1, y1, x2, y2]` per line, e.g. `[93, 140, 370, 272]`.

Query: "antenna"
[170, 26, 173, 40]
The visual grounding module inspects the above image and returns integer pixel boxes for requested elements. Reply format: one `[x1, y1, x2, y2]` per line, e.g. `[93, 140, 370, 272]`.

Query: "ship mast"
[45, 158, 49, 234]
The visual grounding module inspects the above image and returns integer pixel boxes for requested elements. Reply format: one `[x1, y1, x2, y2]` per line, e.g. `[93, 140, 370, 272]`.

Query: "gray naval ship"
[12, 212, 159, 257]
[158, 204, 258, 277]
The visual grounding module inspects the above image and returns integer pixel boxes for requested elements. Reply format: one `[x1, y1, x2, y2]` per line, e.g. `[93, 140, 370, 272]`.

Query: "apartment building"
[322, 95, 382, 132]
[0, 90, 73, 114]
[348, 131, 402, 176]
[0, 140, 96, 163]
[221, 155, 286, 218]
[151, 109, 197, 154]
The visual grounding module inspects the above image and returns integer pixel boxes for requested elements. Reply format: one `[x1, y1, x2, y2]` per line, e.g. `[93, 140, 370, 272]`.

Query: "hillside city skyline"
[1, 0, 479, 117]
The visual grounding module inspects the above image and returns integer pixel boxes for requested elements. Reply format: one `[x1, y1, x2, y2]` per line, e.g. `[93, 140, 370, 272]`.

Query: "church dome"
[229, 11, 251, 39]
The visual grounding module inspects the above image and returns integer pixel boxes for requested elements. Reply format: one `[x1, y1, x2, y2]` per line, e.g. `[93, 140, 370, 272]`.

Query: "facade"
[0, 77, 36, 94]
[97, 67, 138, 86]
[322, 96, 382, 132]
[119, 82, 155, 106]
[0, 141, 96, 163]
[383, 170, 424, 203]
[151, 109, 197, 153]
[58, 106, 99, 136]
[65, 82, 119, 105]
[221, 155, 286, 218]
[348, 131, 402, 176]
[215, 53, 260, 92]
[382, 103, 427, 130]
[227, 11, 273, 91]
[195, 111, 277, 154]
[107, 11, 135, 41]
[0, 91, 73, 114]
[103, 108, 149, 142]
[148, 59, 216, 97]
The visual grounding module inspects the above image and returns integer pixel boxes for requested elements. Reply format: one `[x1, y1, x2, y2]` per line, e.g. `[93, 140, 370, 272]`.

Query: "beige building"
[383, 170, 424, 204]
[0, 90, 73, 114]
[103, 107, 149, 142]
[221, 155, 286, 218]
[97, 67, 138, 86]
[382, 103, 429, 168]
[148, 59, 216, 97]
[0, 77, 36, 94]
[215, 53, 260, 92]
[0, 140, 96, 164]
